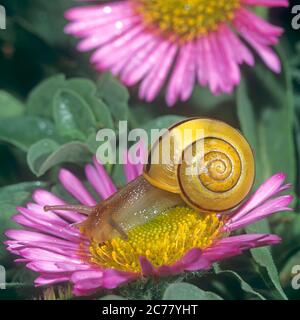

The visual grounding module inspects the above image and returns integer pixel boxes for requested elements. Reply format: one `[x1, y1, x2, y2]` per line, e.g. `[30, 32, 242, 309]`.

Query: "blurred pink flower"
[65, 0, 288, 106]
[5, 151, 293, 296]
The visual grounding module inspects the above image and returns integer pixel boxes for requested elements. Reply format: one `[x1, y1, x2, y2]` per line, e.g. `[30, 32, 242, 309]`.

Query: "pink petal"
[123, 141, 146, 183]
[139, 42, 178, 102]
[226, 195, 293, 231]
[202, 35, 220, 94]
[35, 274, 70, 286]
[196, 36, 207, 86]
[233, 10, 282, 73]
[230, 173, 288, 223]
[5, 230, 78, 248]
[92, 157, 117, 198]
[59, 169, 97, 206]
[238, 8, 283, 38]
[65, 11, 138, 38]
[139, 256, 156, 276]
[166, 42, 195, 106]
[25, 203, 67, 225]
[85, 162, 116, 200]
[174, 248, 211, 272]
[102, 269, 138, 289]
[139, 249, 211, 277]
[19, 248, 83, 264]
[71, 269, 105, 295]
[90, 24, 145, 64]
[27, 261, 92, 273]
[12, 213, 82, 242]
[219, 24, 254, 66]
[218, 234, 281, 246]
[203, 234, 281, 262]
[32, 189, 85, 223]
[121, 37, 167, 86]
[180, 42, 197, 101]
[65, 3, 134, 21]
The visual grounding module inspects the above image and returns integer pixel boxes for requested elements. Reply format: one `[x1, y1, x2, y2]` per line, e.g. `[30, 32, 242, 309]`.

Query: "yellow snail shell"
[143, 118, 255, 212]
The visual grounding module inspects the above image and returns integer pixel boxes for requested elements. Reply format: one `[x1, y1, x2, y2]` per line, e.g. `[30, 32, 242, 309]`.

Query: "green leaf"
[0, 116, 56, 151]
[238, 50, 295, 187]
[163, 283, 223, 300]
[0, 204, 19, 261]
[237, 80, 263, 188]
[27, 139, 91, 176]
[66, 78, 97, 100]
[244, 213, 287, 300]
[85, 96, 114, 130]
[17, 0, 74, 46]
[27, 75, 115, 132]
[0, 181, 47, 244]
[0, 91, 25, 118]
[0, 202, 20, 240]
[53, 89, 96, 141]
[66, 78, 114, 129]
[250, 246, 287, 300]
[272, 213, 300, 263]
[27, 74, 66, 118]
[236, 49, 294, 300]
[213, 265, 265, 300]
[0, 181, 47, 203]
[85, 131, 99, 154]
[97, 73, 129, 121]
[27, 139, 60, 175]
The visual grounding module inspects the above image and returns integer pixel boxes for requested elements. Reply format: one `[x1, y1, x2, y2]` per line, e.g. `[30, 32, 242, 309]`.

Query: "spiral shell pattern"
[144, 118, 255, 212]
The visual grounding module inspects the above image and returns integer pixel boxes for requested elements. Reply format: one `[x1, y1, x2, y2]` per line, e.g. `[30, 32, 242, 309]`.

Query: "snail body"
[44, 118, 255, 243]
[77, 175, 183, 243]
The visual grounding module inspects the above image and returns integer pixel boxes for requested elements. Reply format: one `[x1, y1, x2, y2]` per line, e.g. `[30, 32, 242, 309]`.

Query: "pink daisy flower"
[65, 0, 288, 106]
[5, 152, 293, 296]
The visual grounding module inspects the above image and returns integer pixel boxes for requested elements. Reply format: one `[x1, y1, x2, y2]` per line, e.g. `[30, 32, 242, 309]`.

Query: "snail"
[44, 118, 255, 243]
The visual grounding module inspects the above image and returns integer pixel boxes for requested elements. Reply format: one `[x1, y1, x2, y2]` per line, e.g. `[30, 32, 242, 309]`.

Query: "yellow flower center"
[132, 0, 240, 41]
[89, 206, 224, 273]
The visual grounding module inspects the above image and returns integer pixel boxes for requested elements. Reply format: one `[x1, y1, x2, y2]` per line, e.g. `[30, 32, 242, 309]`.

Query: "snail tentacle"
[44, 204, 95, 215]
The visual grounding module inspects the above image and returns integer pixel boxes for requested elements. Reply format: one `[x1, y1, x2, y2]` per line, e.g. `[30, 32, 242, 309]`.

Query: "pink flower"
[5, 151, 293, 296]
[65, 0, 288, 106]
